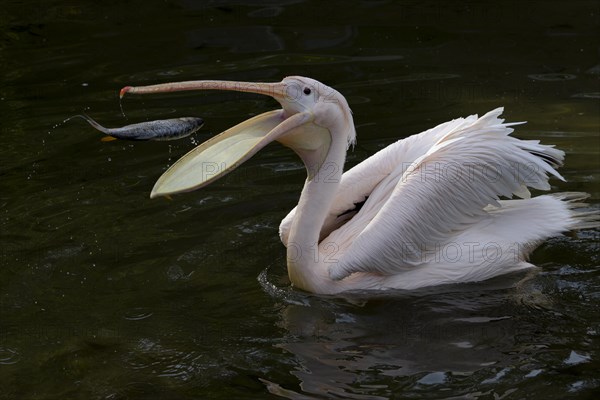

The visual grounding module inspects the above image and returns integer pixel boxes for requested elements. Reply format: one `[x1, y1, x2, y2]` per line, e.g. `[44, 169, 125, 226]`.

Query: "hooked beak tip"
[120, 86, 133, 99]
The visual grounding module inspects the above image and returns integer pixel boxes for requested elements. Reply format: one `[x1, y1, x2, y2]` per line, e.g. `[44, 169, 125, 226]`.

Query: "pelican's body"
[121, 76, 599, 294]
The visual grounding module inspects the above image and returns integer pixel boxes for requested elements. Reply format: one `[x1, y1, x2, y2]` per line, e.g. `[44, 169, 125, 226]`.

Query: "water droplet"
[119, 97, 127, 119]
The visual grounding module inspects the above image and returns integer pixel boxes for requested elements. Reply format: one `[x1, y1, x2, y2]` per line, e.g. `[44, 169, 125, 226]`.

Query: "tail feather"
[550, 192, 600, 230]
[484, 192, 598, 253]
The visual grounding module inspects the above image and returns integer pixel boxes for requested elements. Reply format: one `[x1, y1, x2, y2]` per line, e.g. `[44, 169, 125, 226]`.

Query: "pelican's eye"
[303, 87, 312, 95]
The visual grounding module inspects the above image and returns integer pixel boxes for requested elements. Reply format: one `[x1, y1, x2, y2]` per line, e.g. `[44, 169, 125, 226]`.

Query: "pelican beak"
[120, 80, 318, 198]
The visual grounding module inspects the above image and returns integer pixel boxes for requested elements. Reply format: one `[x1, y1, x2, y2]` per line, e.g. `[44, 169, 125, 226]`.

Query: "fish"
[70, 114, 204, 141]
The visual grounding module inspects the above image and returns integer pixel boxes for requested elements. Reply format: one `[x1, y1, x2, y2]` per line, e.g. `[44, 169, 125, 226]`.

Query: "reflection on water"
[258, 255, 599, 398]
[1, 0, 599, 398]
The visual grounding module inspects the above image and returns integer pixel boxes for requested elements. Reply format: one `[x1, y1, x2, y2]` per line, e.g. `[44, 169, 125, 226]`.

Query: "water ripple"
[123, 307, 154, 321]
[0, 347, 20, 365]
[528, 73, 577, 81]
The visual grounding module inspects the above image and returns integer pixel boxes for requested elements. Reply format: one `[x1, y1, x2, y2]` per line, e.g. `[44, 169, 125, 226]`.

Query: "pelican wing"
[279, 108, 500, 245]
[328, 108, 564, 280]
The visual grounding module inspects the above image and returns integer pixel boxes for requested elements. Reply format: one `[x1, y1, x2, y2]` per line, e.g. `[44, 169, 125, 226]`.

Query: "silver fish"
[71, 114, 204, 141]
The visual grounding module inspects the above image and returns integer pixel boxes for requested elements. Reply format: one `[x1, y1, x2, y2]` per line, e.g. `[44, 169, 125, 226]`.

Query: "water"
[1, 1, 599, 398]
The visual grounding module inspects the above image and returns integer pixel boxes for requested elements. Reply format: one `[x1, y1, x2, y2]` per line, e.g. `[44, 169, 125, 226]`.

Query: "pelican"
[121, 76, 599, 294]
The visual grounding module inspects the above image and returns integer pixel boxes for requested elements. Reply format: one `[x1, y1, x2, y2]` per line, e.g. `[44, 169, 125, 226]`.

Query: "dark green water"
[1, 1, 599, 399]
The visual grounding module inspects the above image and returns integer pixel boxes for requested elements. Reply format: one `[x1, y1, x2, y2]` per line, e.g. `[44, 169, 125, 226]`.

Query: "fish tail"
[69, 114, 109, 134]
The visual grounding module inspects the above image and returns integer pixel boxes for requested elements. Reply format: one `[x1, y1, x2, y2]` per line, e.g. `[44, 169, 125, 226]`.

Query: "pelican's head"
[120, 76, 354, 198]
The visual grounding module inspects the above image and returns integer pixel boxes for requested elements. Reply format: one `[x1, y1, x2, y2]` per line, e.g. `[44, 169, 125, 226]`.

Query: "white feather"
[278, 107, 596, 291]
[327, 108, 570, 280]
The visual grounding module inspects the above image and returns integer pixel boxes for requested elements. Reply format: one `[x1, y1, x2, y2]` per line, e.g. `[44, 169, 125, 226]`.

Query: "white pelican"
[121, 76, 599, 294]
